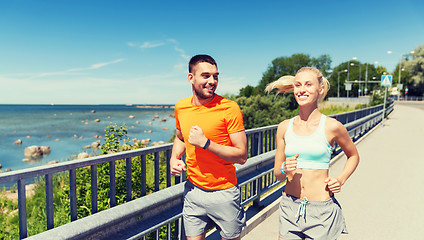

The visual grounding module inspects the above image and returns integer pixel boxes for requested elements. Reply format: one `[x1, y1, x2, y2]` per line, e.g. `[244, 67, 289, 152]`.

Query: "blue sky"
[1, 0, 423, 104]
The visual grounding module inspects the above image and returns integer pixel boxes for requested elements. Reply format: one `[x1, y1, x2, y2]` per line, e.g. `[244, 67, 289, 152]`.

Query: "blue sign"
[381, 75, 392, 87]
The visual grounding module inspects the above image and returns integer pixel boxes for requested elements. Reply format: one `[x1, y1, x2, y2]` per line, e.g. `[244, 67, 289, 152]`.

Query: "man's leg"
[187, 232, 206, 240]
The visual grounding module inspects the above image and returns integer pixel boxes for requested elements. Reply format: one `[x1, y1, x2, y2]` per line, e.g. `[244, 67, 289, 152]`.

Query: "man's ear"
[188, 73, 194, 84]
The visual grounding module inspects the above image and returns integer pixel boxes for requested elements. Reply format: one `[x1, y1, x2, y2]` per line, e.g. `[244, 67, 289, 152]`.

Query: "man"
[170, 54, 247, 240]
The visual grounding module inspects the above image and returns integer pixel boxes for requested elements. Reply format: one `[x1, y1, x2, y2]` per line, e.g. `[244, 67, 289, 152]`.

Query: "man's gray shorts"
[183, 181, 245, 239]
[279, 193, 348, 240]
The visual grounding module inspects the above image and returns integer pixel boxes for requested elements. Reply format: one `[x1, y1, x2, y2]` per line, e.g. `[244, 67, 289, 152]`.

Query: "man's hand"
[170, 159, 186, 176]
[188, 125, 208, 148]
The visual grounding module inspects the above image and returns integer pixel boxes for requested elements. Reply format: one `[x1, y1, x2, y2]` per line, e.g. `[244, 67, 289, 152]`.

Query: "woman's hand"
[283, 153, 299, 173]
[324, 177, 342, 193]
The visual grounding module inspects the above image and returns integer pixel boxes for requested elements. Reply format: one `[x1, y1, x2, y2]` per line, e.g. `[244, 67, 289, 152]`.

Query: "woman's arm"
[274, 120, 298, 180]
[325, 118, 360, 192]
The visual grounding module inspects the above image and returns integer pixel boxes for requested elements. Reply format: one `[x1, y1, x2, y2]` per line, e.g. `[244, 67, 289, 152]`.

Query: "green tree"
[256, 54, 331, 95]
[234, 95, 298, 129]
[328, 62, 382, 98]
[402, 44, 424, 96]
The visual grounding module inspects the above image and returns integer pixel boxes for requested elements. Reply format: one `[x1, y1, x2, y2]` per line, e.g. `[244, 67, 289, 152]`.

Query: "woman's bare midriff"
[284, 168, 332, 201]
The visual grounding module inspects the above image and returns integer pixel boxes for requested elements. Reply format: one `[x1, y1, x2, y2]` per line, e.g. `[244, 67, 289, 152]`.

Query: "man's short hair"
[189, 54, 217, 73]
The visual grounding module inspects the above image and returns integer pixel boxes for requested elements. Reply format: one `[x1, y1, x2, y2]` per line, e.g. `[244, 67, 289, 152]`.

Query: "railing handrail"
[0, 143, 173, 184]
[26, 151, 277, 240]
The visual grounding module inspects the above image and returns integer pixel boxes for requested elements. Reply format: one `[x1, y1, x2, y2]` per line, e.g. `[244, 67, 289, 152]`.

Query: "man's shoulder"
[214, 95, 240, 109]
[175, 96, 192, 109]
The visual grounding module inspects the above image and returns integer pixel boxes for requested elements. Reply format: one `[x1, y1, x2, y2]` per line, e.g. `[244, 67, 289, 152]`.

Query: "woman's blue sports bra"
[284, 114, 333, 170]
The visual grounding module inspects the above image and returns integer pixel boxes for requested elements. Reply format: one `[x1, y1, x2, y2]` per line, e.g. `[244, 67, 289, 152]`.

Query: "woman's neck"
[298, 105, 320, 122]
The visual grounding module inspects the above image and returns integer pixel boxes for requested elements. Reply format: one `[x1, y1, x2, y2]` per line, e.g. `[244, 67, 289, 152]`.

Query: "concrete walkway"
[242, 102, 424, 240]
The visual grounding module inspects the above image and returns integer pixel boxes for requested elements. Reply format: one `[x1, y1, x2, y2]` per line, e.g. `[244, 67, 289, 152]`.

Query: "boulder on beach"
[94, 119, 101, 123]
[14, 139, 22, 145]
[77, 152, 90, 159]
[40, 146, 51, 155]
[151, 141, 165, 146]
[82, 145, 91, 149]
[24, 145, 51, 159]
[24, 146, 42, 158]
[135, 121, 140, 124]
[128, 115, 135, 119]
[91, 110, 96, 113]
[91, 141, 101, 149]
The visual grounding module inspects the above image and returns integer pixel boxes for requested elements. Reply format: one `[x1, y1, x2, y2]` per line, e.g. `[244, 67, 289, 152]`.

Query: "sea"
[0, 104, 176, 173]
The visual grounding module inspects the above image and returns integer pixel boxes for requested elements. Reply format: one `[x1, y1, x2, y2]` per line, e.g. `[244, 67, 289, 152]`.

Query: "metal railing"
[0, 102, 393, 239]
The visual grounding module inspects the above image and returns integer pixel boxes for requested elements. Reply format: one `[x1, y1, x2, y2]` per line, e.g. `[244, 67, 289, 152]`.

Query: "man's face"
[188, 62, 219, 100]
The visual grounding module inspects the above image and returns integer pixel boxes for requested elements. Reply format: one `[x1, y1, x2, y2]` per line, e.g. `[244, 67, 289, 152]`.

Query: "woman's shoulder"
[325, 116, 345, 132]
[277, 118, 291, 135]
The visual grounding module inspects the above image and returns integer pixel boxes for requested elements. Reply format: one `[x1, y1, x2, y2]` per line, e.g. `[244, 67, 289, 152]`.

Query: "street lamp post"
[350, 61, 362, 97]
[337, 69, 347, 98]
[387, 50, 415, 101]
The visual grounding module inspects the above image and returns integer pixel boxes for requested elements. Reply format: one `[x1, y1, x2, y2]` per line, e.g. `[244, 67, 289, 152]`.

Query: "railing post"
[91, 164, 98, 214]
[252, 133, 259, 157]
[126, 157, 132, 202]
[154, 152, 160, 191]
[141, 154, 147, 196]
[110, 161, 116, 207]
[70, 169, 77, 221]
[258, 132, 264, 155]
[166, 149, 172, 187]
[45, 173, 54, 230]
[253, 177, 262, 208]
[18, 179, 27, 239]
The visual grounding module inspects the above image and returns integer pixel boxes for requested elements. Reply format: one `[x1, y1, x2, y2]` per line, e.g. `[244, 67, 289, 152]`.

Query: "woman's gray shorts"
[279, 193, 348, 240]
[183, 181, 245, 239]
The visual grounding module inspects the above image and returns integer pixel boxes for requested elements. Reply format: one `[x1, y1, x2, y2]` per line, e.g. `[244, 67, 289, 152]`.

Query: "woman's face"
[293, 71, 323, 106]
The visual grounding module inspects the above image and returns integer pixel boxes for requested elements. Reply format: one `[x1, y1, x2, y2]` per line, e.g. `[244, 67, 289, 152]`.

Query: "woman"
[265, 67, 359, 240]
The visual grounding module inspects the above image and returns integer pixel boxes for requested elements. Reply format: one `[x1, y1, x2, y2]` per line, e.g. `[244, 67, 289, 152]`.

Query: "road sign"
[345, 83, 352, 91]
[381, 75, 392, 87]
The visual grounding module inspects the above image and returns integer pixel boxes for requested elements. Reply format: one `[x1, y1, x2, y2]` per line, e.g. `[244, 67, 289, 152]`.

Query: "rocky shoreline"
[1, 108, 175, 174]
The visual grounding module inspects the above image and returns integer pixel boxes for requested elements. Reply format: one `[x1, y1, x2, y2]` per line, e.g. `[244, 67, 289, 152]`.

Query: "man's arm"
[188, 126, 247, 165]
[170, 129, 187, 176]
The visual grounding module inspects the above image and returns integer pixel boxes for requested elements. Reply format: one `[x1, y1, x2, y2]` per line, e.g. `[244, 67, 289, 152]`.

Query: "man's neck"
[192, 94, 215, 106]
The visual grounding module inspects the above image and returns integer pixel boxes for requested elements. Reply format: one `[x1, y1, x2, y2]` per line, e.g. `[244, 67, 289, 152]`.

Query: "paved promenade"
[242, 102, 424, 240]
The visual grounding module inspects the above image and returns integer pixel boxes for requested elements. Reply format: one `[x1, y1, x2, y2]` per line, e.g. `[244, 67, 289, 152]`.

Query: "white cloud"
[174, 46, 190, 61]
[88, 58, 125, 70]
[140, 41, 165, 49]
[127, 41, 166, 49]
[25, 58, 126, 79]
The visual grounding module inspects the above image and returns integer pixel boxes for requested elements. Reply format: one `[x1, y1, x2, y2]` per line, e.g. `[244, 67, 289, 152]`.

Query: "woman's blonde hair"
[265, 67, 330, 101]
